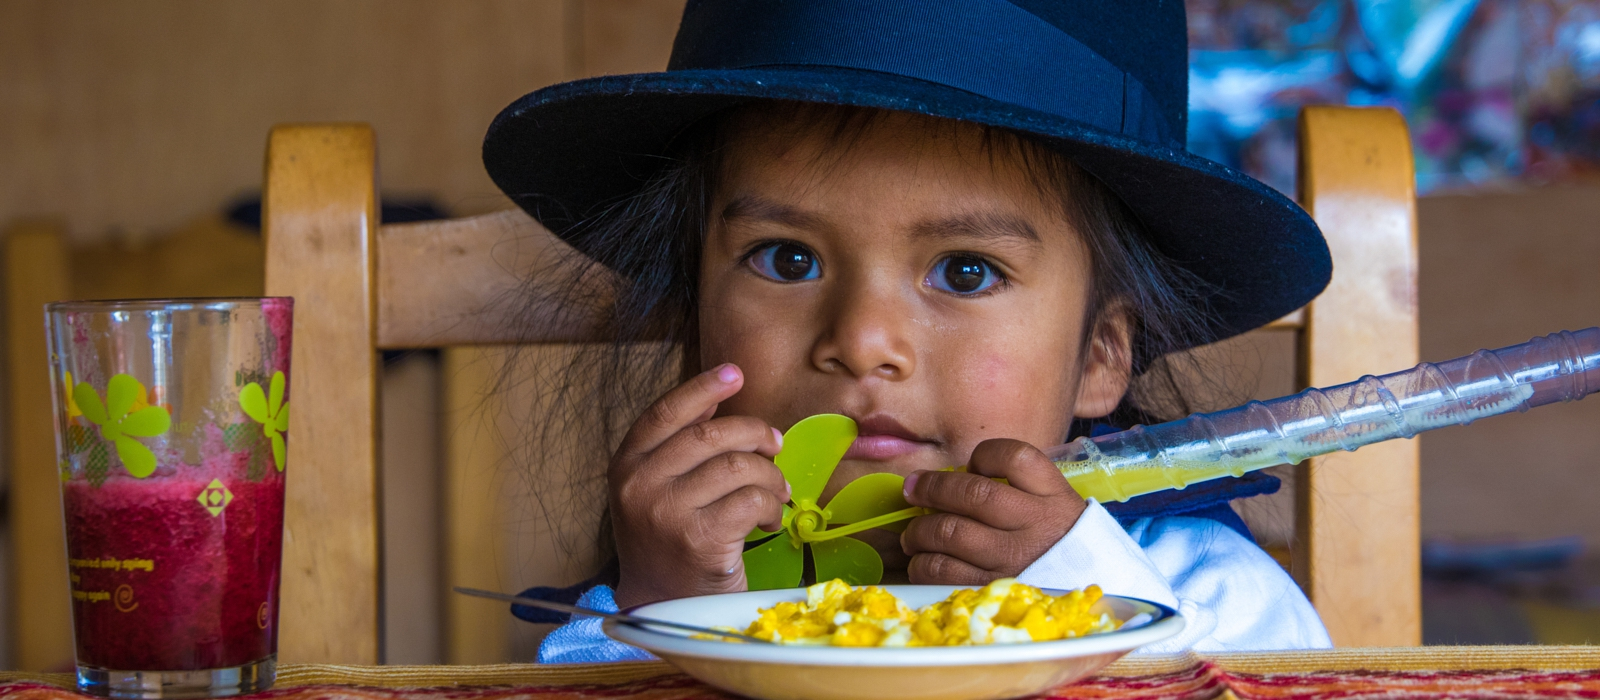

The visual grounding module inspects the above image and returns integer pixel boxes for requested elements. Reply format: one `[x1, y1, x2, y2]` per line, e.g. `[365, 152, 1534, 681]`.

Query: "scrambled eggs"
[742, 578, 1120, 646]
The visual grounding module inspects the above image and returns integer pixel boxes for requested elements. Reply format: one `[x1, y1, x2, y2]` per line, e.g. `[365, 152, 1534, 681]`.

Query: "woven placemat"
[4, 647, 1600, 699]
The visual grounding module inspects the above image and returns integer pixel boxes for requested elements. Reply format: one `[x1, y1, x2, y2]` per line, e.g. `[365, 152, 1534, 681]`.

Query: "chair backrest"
[261, 106, 1420, 662]
[1294, 106, 1421, 646]
[3, 215, 267, 670]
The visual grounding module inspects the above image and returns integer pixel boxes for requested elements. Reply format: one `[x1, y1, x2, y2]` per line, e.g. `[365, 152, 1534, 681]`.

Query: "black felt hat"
[483, 0, 1332, 344]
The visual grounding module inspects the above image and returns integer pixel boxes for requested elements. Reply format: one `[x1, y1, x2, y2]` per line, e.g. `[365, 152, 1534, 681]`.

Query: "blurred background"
[1190, 0, 1600, 194]
[1, 0, 1598, 669]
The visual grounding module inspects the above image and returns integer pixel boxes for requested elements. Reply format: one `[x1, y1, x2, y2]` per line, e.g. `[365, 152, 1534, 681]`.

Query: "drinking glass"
[45, 298, 293, 698]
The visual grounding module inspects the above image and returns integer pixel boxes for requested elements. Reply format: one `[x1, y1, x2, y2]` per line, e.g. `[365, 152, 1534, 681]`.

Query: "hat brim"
[483, 66, 1330, 344]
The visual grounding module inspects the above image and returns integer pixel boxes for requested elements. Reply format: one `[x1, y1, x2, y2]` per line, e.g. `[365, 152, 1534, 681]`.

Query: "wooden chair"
[261, 105, 1419, 663]
[3, 215, 266, 670]
[1293, 106, 1420, 645]
[3, 221, 73, 671]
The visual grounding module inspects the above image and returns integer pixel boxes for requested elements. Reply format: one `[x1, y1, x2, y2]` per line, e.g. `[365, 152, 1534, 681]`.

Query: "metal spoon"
[452, 586, 775, 644]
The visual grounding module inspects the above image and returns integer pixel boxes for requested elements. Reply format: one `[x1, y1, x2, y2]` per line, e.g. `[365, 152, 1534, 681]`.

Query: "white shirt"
[1017, 500, 1331, 653]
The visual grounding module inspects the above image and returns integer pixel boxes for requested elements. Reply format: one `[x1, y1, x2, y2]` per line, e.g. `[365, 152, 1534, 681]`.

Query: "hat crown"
[482, 0, 1329, 344]
[669, 0, 1188, 148]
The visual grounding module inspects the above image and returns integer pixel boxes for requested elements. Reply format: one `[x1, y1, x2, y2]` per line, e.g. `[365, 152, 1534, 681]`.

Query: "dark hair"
[499, 102, 1219, 566]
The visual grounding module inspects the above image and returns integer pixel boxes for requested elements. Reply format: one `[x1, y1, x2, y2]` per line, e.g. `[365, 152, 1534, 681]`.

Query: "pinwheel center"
[787, 502, 830, 545]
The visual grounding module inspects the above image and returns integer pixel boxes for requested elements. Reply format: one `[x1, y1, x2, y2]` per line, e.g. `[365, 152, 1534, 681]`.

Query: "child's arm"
[608, 363, 788, 609]
[536, 585, 654, 663]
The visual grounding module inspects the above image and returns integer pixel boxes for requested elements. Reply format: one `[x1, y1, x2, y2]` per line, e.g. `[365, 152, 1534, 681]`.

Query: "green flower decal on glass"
[742, 414, 929, 590]
[72, 374, 172, 479]
[239, 371, 289, 472]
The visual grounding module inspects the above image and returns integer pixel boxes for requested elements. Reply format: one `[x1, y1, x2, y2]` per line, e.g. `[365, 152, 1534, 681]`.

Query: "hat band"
[669, 0, 1175, 146]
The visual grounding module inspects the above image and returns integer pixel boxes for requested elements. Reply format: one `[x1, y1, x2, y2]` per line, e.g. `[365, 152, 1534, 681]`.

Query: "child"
[480, 0, 1334, 660]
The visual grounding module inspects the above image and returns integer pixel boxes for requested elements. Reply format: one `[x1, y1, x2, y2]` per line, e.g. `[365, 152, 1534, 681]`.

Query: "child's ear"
[1073, 306, 1133, 419]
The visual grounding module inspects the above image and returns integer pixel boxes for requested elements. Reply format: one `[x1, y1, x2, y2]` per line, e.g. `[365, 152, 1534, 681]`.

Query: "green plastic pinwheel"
[742, 414, 929, 590]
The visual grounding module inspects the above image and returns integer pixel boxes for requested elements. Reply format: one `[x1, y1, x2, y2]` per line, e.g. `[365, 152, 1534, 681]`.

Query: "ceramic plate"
[605, 585, 1183, 700]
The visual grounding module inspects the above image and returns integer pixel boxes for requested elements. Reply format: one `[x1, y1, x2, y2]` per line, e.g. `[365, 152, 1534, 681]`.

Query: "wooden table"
[5, 647, 1600, 699]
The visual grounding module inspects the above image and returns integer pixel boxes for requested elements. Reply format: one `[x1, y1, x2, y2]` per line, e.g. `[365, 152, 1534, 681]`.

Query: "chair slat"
[264, 124, 384, 664]
[440, 347, 511, 664]
[1294, 106, 1422, 647]
[3, 221, 75, 670]
[376, 210, 608, 349]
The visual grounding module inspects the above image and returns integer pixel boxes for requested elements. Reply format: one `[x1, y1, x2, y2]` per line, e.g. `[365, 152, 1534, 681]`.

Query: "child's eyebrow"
[911, 212, 1041, 245]
[723, 197, 1041, 247]
[721, 196, 828, 231]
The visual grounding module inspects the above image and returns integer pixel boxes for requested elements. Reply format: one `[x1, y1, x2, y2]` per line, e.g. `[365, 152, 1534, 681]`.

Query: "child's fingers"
[902, 469, 1035, 530]
[672, 452, 790, 510]
[645, 416, 782, 480]
[690, 402, 718, 426]
[618, 363, 745, 459]
[966, 438, 1072, 498]
[700, 484, 788, 536]
[899, 512, 1015, 571]
[906, 551, 998, 586]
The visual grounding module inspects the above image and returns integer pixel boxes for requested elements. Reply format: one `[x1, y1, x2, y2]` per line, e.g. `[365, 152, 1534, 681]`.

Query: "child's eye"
[927, 255, 1004, 295]
[747, 242, 821, 282]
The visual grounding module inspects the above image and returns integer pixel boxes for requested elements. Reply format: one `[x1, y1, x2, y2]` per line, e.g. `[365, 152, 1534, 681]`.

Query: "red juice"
[62, 469, 284, 671]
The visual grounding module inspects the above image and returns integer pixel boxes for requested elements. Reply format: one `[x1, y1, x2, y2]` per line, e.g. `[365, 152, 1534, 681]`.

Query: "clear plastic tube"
[1050, 328, 1600, 503]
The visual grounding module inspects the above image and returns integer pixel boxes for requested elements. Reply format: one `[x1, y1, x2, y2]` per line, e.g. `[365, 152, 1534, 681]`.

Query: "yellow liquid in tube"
[1061, 461, 1252, 504]
[1039, 324, 1600, 505]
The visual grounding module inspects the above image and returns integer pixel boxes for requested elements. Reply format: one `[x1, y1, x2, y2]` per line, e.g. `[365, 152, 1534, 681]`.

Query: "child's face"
[698, 110, 1130, 501]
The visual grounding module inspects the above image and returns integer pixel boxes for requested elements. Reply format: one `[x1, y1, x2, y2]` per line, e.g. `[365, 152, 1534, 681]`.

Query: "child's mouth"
[843, 434, 928, 460]
[843, 415, 934, 460]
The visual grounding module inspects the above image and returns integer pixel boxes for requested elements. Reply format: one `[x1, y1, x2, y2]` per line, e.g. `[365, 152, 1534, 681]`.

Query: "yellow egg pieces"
[744, 578, 1121, 646]
[745, 579, 918, 646]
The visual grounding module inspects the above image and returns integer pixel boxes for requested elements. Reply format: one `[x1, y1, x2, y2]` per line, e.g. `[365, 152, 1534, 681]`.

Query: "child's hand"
[899, 439, 1087, 585]
[609, 364, 789, 609]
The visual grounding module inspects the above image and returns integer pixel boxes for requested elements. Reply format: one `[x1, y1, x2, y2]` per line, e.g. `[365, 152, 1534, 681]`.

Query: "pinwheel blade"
[746, 505, 793, 542]
[877, 518, 910, 534]
[812, 536, 883, 586]
[776, 414, 856, 506]
[743, 535, 804, 591]
[825, 473, 910, 524]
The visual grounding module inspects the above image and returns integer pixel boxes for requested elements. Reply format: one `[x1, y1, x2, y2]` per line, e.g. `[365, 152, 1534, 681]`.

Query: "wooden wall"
[0, 0, 683, 244]
[1416, 186, 1600, 545]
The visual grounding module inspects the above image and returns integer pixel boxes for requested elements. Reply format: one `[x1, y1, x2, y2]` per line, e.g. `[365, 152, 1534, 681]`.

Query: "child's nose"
[810, 287, 917, 381]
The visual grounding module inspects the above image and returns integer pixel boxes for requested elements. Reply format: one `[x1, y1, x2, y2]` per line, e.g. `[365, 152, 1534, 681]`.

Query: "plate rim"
[603, 586, 1185, 666]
